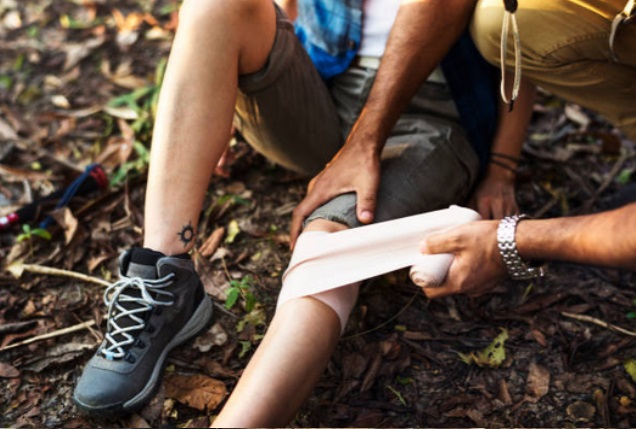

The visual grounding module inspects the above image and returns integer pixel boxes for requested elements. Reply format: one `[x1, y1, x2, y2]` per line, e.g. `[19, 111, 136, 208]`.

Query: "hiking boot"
[74, 247, 213, 417]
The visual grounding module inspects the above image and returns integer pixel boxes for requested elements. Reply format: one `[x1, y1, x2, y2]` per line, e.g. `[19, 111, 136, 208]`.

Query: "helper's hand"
[290, 141, 381, 248]
[419, 220, 507, 298]
[469, 164, 517, 219]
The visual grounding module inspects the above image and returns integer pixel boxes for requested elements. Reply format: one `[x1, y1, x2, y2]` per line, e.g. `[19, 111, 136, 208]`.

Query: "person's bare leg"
[213, 220, 356, 428]
[143, 0, 277, 255]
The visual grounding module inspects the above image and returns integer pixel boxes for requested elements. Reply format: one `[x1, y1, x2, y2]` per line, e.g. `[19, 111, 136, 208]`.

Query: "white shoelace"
[101, 273, 176, 360]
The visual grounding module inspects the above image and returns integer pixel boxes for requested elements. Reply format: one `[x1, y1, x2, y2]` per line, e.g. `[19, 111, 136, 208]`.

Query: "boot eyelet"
[147, 324, 155, 334]
[135, 339, 145, 349]
[154, 307, 162, 316]
[126, 353, 136, 363]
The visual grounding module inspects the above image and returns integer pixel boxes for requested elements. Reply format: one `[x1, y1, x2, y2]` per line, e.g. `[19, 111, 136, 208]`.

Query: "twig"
[581, 149, 628, 212]
[0, 320, 97, 352]
[532, 193, 560, 219]
[343, 289, 419, 340]
[561, 311, 636, 337]
[11, 263, 111, 287]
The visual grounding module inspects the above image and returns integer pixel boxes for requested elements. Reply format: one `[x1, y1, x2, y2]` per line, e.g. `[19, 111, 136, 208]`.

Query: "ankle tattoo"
[176, 221, 195, 247]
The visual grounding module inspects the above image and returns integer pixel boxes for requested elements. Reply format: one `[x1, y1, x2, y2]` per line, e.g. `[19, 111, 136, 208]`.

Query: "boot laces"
[101, 273, 175, 360]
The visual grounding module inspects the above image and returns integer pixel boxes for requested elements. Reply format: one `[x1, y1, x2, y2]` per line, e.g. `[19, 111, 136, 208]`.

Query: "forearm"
[352, 0, 477, 150]
[517, 203, 636, 270]
[487, 76, 535, 178]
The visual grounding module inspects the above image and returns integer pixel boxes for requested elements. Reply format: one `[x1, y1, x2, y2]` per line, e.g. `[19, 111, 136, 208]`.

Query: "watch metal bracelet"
[496, 214, 546, 280]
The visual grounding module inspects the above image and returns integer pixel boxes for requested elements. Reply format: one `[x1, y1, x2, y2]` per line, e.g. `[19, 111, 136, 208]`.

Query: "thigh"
[472, 0, 635, 67]
[472, 0, 636, 139]
[307, 113, 480, 227]
[235, 5, 342, 177]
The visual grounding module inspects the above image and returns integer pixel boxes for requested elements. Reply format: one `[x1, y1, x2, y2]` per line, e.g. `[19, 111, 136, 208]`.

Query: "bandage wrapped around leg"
[276, 206, 480, 329]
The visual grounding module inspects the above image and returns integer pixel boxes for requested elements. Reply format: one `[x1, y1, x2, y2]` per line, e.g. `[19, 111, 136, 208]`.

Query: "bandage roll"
[409, 253, 455, 288]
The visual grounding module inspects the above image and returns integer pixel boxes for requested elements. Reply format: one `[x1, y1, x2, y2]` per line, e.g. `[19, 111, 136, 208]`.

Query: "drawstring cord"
[498, 0, 634, 105]
[500, 0, 521, 111]
[610, 0, 635, 60]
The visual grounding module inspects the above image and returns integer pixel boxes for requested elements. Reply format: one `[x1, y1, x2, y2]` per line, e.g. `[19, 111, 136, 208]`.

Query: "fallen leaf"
[225, 219, 240, 244]
[22, 342, 94, 372]
[624, 358, 636, 383]
[103, 105, 139, 120]
[566, 400, 596, 422]
[62, 36, 105, 71]
[51, 94, 71, 109]
[194, 356, 237, 379]
[121, 413, 151, 428]
[0, 116, 18, 139]
[458, 328, 509, 368]
[0, 361, 20, 378]
[565, 104, 590, 128]
[526, 361, 550, 400]
[3, 9, 21, 30]
[164, 374, 227, 411]
[102, 60, 148, 89]
[199, 227, 225, 258]
[6, 260, 25, 278]
[51, 207, 79, 245]
[499, 379, 513, 405]
[531, 328, 548, 347]
[192, 322, 228, 353]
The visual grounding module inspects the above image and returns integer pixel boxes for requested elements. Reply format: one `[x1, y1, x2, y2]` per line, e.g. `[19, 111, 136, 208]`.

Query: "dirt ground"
[1, 1, 636, 428]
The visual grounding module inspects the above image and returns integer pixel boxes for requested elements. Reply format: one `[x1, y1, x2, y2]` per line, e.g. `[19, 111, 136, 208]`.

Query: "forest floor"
[1, 0, 636, 428]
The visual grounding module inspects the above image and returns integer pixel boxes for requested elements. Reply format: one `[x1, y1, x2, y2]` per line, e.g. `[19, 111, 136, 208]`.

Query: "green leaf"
[616, 168, 633, 185]
[0, 75, 13, 90]
[244, 292, 256, 313]
[225, 220, 240, 244]
[624, 358, 636, 383]
[225, 287, 240, 310]
[239, 275, 252, 289]
[17, 224, 31, 242]
[458, 328, 509, 368]
[133, 141, 150, 163]
[238, 340, 252, 359]
[110, 86, 155, 106]
[30, 228, 51, 240]
[385, 385, 407, 406]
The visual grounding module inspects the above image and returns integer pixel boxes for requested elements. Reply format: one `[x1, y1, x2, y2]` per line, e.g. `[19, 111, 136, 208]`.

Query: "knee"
[304, 218, 349, 234]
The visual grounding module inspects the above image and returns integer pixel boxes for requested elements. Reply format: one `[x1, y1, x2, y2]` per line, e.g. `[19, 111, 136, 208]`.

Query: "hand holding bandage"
[420, 219, 508, 299]
[278, 206, 481, 329]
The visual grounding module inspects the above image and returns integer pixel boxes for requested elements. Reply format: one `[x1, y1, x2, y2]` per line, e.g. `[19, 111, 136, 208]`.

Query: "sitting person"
[73, 0, 531, 425]
[420, 0, 636, 297]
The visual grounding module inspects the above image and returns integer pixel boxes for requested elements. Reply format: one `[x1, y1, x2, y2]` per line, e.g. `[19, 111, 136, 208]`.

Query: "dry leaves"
[164, 374, 227, 412]
[0, 361, 20, 378]
[525, 360, 550, 401]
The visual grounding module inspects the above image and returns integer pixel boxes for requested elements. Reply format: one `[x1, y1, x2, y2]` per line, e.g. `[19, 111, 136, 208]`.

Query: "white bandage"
[277, 206, 480, 330]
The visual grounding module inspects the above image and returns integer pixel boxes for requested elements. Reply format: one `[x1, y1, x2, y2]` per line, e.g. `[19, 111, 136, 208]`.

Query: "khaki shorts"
[235, 4, 480, 228]
[471, 0, 636, 140]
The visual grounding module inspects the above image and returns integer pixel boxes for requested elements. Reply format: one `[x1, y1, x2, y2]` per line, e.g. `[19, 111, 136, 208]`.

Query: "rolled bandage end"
[409, 253, 454, 288]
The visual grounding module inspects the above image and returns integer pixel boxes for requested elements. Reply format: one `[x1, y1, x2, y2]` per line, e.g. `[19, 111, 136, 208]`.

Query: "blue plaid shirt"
[295, 0, 498, 173]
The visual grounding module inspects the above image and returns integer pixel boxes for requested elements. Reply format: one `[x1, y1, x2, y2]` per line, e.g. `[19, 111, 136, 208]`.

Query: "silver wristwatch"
[497, 214, 547, 280]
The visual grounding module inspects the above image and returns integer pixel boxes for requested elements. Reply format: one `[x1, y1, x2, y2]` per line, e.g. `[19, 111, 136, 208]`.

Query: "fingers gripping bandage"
[277, 206, 481, 330]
